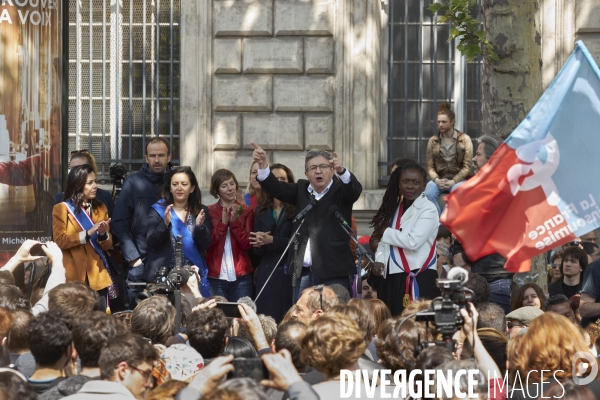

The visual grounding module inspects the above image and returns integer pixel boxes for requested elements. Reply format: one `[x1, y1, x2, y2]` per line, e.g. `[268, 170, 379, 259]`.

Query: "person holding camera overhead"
[52, 164, 113, 310]
[145, 166, 212, 298]
[370, 163, 440, 316]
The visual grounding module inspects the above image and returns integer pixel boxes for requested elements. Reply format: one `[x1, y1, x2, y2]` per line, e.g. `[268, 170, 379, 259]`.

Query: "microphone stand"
[254, 217, 307, 304]
[334, 219, 376, 297]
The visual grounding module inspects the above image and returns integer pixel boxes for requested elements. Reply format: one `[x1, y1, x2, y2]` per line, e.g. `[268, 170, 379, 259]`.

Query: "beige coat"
[52, 203, 113, 291]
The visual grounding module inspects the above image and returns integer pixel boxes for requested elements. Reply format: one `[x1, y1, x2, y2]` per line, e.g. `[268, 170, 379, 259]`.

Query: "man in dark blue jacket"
[111, 137, 172, 307]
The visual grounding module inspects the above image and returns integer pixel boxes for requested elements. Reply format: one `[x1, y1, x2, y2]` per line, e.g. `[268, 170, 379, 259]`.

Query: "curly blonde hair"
[300, 312, 366, 378]
[508, 312, 595, 381]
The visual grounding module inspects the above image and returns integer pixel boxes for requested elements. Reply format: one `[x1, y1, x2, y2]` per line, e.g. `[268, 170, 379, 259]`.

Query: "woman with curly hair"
[375, 316, 432, 373]
[511, 282, 546, 311]
[508, 312, 599, 394]
[300, 312, 369, 397]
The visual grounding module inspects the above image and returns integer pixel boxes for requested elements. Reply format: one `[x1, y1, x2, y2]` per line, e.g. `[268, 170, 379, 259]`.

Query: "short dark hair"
[131, 296, 176, 345]
[560, 247, 588, 277]
[222, 337, 258, 358]
[0, 271, 15, 286]
[187, 309, 229, 358]
[146, 136, 171, 154]
[436, 225, 452, 241]
[0, 371, 38, 400]
[72, 312, 126, 368]
[48, 282, 96, 320]
[274, 321, 307, 372]
[545, 294, 570, 310]
[6, 310, 33, 353]
[329, 284, 350, 304]
[27, 311, 72, 367]
[415, 346, 454, 371]
[476, 302, 506, 333]
[99, 334, 158, 380]
[463, 273, 490, 306]
[0, 285, 30, 312]
[209, 169, 239, 199]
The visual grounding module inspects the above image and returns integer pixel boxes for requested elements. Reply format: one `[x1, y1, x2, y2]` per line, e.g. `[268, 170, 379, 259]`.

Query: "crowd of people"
[0, 103, 599, 399]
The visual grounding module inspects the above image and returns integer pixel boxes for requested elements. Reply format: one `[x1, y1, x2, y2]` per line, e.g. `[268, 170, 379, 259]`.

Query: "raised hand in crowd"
[195, 209, 206, 227]
[238, 303, 270, 350]
[192, 298, 217, 312]
[251, 142, 268, 169]
[182, 265, 202, 300]
[186, 355, 234, 396]
[87, 218, 112, 237]
[261, 350, 304, 391]
[41, 241, 63, 265]
[460, 302, 502, 380]
[164, 204, 174, 226]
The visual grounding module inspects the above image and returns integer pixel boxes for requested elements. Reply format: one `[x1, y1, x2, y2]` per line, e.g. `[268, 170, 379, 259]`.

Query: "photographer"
[1, 240, 66, 316]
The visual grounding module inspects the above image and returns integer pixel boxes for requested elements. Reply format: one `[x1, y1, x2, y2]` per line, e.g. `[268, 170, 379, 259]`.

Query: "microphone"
[293, 197, 316, 223]
[329, 205, 350, 227]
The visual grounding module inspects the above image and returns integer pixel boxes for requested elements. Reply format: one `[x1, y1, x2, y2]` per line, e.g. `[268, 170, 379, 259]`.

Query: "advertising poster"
[0, 0, 62, 252]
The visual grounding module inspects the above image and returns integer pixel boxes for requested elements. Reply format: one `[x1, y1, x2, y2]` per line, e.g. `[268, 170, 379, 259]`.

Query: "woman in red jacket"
[206, 169, 254, 301]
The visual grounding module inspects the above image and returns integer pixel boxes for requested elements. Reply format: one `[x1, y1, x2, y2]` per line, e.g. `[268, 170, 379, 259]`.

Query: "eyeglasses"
[550, 263, 560, 269]
[566, 241, 582, 247]
[507, 321, 523, 330]
[70, 149, 90, 155]
[306, 164, 332, 173]
[314, 284, 324, 311]
[130, 365, 153, 382]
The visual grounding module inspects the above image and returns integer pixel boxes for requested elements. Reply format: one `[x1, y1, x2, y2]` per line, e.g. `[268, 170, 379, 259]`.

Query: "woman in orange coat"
[52, 164, 113, 309]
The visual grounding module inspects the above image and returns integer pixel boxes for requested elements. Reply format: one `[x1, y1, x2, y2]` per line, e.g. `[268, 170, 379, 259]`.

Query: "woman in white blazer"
[370, 163, 440, 315]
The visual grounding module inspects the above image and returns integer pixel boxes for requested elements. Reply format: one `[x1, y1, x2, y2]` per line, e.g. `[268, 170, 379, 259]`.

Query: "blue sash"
[151, 202, 210, 297]
[62, 200, 110, 272]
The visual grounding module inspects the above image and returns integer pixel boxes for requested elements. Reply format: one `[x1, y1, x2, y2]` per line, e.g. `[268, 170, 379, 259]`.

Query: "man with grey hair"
[473, 134, 503, 172]
[251, 143, 362, 300]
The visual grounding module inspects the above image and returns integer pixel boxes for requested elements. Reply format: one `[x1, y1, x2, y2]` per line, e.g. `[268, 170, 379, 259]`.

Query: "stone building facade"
[180, 0, 600, 233]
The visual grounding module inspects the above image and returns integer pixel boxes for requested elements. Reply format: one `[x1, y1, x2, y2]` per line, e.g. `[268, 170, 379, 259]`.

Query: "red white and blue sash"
[63, 200, 110, 271]
[389, 202, 436, 303]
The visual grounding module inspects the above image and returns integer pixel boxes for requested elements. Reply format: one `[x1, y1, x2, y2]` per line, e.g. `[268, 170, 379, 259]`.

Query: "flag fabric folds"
[441, 41, 600, 272]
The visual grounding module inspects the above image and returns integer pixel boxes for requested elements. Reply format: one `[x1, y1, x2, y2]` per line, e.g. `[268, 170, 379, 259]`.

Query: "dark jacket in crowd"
[253, 206, 294, 321]
[259, 172, 362, 280]
[111, 164, 170, 265]
[144, 205, 212, 282]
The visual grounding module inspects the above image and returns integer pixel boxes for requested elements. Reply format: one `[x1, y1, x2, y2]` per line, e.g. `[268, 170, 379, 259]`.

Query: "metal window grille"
[383, 0, 481, 183]
[68, 0, 180, 180]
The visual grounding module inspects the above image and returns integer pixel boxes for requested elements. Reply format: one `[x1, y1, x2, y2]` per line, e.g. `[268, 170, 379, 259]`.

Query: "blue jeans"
[488, 278, 512, 315]
[208, 274, 253, 302]
[126, 263, 147, 309]
[424, 180, 465, 215]
[294, 267, 353, 301]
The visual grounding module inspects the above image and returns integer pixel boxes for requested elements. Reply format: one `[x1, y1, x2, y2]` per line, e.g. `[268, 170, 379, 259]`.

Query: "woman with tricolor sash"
[52, 164, 113, 307]
[370, 163, 440, 316]
[145, 166, 212, 298]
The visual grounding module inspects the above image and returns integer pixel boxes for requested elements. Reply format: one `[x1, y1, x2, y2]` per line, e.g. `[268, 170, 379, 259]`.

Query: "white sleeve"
[336, 168, 351, 184]
[257, 165, 271, 181]
[31, 261, 66, 316]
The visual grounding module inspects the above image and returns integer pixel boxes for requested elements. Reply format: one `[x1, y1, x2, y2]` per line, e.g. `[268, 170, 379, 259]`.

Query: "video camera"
[134, 236, 199, 304]
[109, 163, 128, 201]
[395, 267, 474, 364]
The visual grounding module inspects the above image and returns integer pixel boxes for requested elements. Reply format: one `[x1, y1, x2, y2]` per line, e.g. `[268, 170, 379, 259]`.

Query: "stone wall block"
[274, 0, 334, 36]
[213, 76, 273, 111]
[305, 114, 333, 149]
[213, 152, 260, 186]
[243, 114, 303, 150]
[274, 77, 334, 112]
[214, 0, 273, 36]
[214, 39, 242, 73]
[213, 114, 242, 149]
[243, 39, 304, 73]
[305, 37, 334, 73]
[272, 151, 308, 178]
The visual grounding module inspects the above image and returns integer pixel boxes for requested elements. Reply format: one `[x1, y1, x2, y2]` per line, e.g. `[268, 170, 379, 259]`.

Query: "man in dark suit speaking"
[251, 142, 363, 300]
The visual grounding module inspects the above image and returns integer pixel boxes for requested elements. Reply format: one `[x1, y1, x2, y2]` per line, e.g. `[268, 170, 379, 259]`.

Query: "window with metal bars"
[382, 0, 481, 184]
[68, 0, 180, 181]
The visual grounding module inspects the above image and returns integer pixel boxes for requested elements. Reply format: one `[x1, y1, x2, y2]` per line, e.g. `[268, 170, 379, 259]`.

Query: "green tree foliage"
[428, 0, 499, 62]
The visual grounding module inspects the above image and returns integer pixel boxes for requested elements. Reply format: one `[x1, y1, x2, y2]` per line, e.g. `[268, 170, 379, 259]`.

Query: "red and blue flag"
[441, 41, 600, 272]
